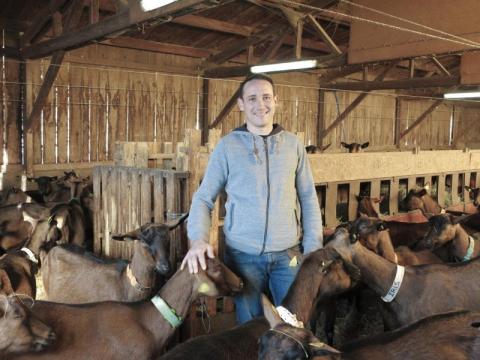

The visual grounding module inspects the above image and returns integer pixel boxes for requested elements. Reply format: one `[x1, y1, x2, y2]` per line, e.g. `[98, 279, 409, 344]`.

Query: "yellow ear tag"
[198, 283, 210, 294]
[289, 256, 298, 267]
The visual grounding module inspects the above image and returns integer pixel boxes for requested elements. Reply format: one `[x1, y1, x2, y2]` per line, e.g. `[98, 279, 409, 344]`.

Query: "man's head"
[237, 74, 277, 135]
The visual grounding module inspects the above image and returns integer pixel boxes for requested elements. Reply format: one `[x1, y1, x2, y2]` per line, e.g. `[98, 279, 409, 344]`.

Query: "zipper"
[260, 137, 270, 255]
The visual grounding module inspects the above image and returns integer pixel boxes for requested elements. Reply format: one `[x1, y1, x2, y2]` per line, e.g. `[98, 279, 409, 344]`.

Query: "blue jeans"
[224, 246, 301, 324]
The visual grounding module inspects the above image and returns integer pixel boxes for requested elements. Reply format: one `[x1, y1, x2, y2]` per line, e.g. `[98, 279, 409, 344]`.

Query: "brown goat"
[423, 214, 479, 262]
[356, 195, 431, 249]
[0, 295, 56, 357]
[402, 186, 443, 215]
[158, 248, 354, 360]
[259, 303, 480, 360]
[327, 225, 480, 329]
[0, 251, 37, 297]
[41, 216, 187, 304]
[354, 216, 442, 266]
[7, 258, 242, 360]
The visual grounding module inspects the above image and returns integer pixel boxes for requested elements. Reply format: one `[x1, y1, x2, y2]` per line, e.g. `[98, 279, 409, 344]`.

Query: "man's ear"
[237, 97, 245, 111]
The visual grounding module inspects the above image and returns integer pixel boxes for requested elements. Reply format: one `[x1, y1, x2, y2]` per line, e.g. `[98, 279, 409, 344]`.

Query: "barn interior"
[1, 0, 480, 355]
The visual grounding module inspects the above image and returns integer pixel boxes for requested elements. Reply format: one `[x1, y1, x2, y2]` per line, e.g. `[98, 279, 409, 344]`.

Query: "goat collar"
[381, 265, 405, 303]
[268, 328, 310, 359]
[463, 236, 475, 262]
[20, 247, 38, 264]
[126, 265, 151, 292]
[151, 295, 183, 328]
[276, 306, 304, 328]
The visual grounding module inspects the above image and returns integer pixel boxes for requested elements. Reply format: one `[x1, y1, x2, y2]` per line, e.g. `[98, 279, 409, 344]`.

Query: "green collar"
[463, 236, 476, 262]
[151, 295, 183, 328]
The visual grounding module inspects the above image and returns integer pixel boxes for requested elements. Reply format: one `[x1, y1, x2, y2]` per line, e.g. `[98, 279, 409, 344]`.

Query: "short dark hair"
[238, 73, 275, 99]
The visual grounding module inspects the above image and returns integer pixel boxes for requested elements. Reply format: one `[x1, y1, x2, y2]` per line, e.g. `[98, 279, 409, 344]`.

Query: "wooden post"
[325, 182, 338, 228]
[390, 177, 399, 215]
[451, 172, 459, 205]
[437, 174, 446, 207]
[348, 181, 360, 220]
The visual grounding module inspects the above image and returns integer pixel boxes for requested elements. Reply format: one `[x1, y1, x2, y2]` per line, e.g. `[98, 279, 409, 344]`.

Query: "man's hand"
[180, 240, 215, 274]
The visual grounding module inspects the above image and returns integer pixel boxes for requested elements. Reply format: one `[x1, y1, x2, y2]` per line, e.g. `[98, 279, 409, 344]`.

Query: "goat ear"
[166, 212, 189, 231]
[111, 228, 142, 240]
[355, 194, 362, 202]
[261, 294, 283, 328]
[417, 188, 428, 197]
[309, 342, 341, 356]
[321, 143, 331, 151]
[0, 269, 14, 295]
[340, 142, 348, 148]
[358, 212, 368, 218]
[361, 142, 369, 149]
[465, 186, 472, 192]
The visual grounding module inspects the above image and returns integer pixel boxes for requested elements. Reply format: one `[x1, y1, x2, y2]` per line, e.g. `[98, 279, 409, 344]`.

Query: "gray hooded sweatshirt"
[187, 124, 323, 255]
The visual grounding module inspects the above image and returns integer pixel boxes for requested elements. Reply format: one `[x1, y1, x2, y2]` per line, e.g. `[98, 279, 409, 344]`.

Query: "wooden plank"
[390, 177, 399, 215]
[93, 166, 102, 254]
[101, 167, 110, 256]
[131, 169, 141, 230]
[141, 171, 152, 225]
[399, 99, 445, 140]
[348, 181, 360, 220]
[437, 174, 446, 207]
[322, 76, 459, 91]
[153, 173, 165, 223]
[451, 172, 460, 205]
[56, 64, 69, 163]
[307, 15, 342, 55]
[109, 167, 118, 238]
[325, 182, 338, 228]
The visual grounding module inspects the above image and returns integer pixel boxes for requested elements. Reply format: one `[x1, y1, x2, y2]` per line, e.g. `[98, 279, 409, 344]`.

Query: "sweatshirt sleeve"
[295, 140, 323, 254]
[187, 140, 228, 243]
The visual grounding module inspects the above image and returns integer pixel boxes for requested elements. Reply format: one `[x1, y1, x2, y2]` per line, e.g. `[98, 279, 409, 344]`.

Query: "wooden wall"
[0, 42, 477, 176]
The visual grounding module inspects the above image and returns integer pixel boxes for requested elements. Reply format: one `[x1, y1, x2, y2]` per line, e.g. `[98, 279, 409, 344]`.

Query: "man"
[181, 74, 323, 324]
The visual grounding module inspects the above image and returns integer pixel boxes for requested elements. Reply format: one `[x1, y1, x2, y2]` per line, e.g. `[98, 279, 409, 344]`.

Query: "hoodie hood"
[233, 123, 284, 136]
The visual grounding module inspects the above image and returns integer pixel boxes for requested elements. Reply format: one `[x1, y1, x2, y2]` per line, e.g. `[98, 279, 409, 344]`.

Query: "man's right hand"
[180, 240, 215, 274]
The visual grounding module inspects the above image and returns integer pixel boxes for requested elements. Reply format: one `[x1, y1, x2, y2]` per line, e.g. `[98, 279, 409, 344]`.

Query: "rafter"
[399, 98, 445, 140]
[203, 23, 290, 67]
[431, 56, 451, 76]
[20, 0, 214, 59]
[319, 63, 397, 141]
[20, 0, 70, 46]
[173, 14, 253, 36]
[307, 14, 341, 55]
[321, 76, 460, 91]
[103, 37, 211, 58]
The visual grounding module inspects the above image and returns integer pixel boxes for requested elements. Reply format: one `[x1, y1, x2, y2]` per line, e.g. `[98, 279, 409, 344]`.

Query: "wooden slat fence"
[93, 166, 189, 265]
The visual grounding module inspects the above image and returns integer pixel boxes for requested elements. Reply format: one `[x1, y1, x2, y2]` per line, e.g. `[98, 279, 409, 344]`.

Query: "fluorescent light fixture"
[140, 0, 178, 11]
[251, 60, 318, 74]
[444, 91, 480, 99]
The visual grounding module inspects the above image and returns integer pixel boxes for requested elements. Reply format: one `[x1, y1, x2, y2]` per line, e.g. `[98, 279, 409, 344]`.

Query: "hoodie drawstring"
[252, 136, 262, 164]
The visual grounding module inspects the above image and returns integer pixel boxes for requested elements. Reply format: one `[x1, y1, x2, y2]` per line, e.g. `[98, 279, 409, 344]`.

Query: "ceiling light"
[140, 0, 178, 11]
[251, 60, 318, 74]
[444, 91, 480, 99]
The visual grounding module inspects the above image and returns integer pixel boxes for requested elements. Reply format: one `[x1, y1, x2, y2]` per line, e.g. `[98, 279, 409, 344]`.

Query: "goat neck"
[452, 224, 478, 260]
[281, 255, 327, 324]
[350, 242, 398, 298]
[137, 267, 197, 344]
[125, 243, 156, 294]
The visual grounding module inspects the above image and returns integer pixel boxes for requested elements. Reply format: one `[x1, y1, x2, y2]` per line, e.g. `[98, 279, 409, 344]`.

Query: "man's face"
[237, 79, 277, 133]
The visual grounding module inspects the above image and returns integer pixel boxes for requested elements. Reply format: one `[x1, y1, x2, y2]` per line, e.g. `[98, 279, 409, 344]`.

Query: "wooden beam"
[0, 47, 22, 60]
[203, 23, 290, 66]
[295, 19, 303, 59]
[90, 0, 100, 23]
[320, 63, 364, 83]
[173, 14, 253, 36]
[319, 63, 396, 141]
[409, 58, 415, 78]
[260, 26, 290, 62]
[20, 0, 211, 59]
[321, 76, 460, 91]
[201, 79, 210, 144]
[204, 53, 346, 78]
[20, 0, 69, 46]
[399, 98, 444, 140]
[307, 14, 341, 55]
[209, 87, 242, 129]
[431, 56, 451, 76]
[102, 37, 211, 58]
[24, 0, 84, 132]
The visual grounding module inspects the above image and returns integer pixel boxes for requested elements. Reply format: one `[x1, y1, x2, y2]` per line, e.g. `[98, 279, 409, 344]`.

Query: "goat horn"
[166, 212, 189, 230]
